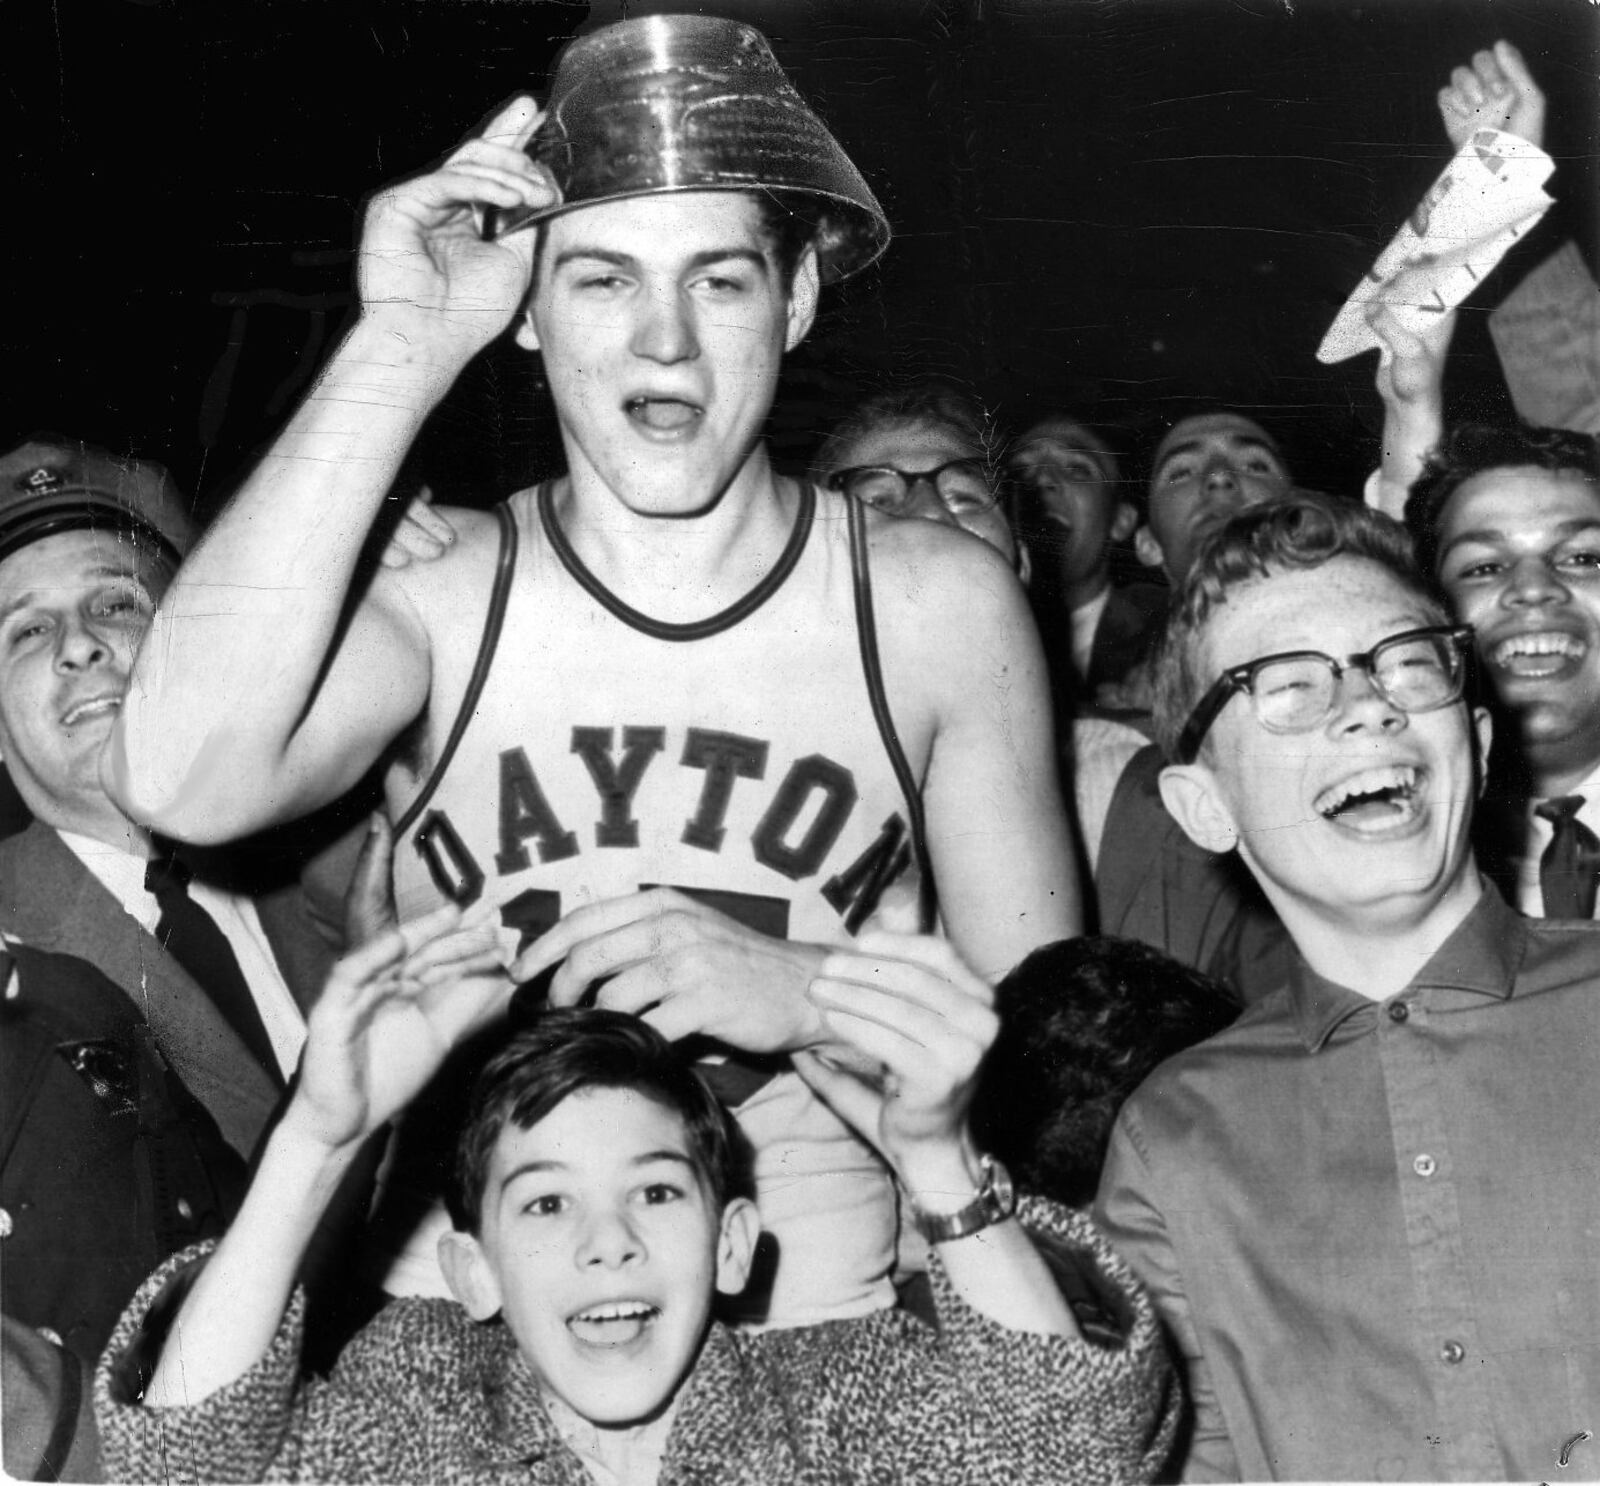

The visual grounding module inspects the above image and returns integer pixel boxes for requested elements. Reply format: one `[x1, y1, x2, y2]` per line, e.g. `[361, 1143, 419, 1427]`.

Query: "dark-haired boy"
[972, 936, 1240, 1210]
[1096, 494, 1600, 1480]
[1406, 423, 1600, 917]
[97, 915, 1176, 1484]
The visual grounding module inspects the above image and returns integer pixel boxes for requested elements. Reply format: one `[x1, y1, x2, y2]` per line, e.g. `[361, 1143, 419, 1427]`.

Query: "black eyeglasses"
[1175, 624, 1475, 764]
[826, 458, 999, 517]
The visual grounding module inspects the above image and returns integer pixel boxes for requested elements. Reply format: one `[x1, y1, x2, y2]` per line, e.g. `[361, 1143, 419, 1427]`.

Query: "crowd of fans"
[2, 19, 1598, 1484]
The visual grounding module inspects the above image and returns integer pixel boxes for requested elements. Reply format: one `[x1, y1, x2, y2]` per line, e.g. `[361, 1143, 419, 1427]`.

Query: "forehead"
[485, 1085, 693, 1190]
[539, 190, 772, 271]
[1153, 413, 1279, 470]
[1012, 420, 1115, 475]
[1436, 465, 1600, 551]
[832, 417, 982, 472]
[0, 528, 156, 603]
[1201, 556, 1435, 670]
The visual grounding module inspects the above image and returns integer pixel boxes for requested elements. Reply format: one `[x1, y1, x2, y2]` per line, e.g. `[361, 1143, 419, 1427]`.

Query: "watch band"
[911, 1153, 1016, 1244]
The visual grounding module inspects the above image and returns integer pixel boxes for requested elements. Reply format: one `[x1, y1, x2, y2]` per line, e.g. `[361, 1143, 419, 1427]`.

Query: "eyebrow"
[497, 1148, 697, 1193]
[1155, 435, 1281, 473]
[549, 247, 771, 277]
[1439, 517, 1600, 561]
[0, 567, 146, 626]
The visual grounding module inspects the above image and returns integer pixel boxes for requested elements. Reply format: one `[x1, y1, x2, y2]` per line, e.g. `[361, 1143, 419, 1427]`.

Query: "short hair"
[1151, 493, 1440, 761]
[531, 189, 821, 295]
[1139, 406, 1288, 520]
[1406, 423, 1600, 578]
[811, 378, 1000, 487]
[448, 1008, 745, 1234]
[969, 936, 1241, 1208]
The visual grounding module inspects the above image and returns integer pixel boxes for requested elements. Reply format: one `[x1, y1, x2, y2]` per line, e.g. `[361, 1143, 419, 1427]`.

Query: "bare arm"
[142, 906, 507, 1408]
[108, 98, 555, 841]
[884, 527, 1082, 977]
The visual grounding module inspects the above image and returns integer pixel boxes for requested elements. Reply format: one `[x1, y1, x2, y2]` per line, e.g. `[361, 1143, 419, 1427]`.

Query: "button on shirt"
[1096, 883, 1600, 1482]
[57, 830, 305, 1080]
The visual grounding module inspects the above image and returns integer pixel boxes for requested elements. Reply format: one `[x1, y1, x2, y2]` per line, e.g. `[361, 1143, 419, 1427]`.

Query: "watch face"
[982, 1154, 1017, 1219]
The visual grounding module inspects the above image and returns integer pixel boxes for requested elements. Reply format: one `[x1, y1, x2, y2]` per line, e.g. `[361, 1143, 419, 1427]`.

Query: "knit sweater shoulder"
[97, 1196, 1178, 1485]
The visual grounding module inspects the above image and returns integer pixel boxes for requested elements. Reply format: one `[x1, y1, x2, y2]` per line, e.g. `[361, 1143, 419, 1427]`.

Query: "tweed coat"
[98, 1197, 1179, 1484]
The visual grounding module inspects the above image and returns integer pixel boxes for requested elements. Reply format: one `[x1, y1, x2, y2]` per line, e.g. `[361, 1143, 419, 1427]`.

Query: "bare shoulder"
[864, 518, 1037, 677]
[378, 503, 511, 639]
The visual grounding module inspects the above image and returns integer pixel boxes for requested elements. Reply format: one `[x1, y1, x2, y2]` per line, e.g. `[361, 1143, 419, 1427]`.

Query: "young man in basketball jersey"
[109, 23, 1078, 1324]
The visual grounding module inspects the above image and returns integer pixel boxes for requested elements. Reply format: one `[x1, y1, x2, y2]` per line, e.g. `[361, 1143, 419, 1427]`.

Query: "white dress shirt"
[58, 828, 307, 1077]
[1068, 587, 1111, 681]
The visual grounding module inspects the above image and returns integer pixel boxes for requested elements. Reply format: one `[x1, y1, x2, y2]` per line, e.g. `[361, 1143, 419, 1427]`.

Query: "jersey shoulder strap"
[393, 499, 519, 838]
[845, 493, 936, 934]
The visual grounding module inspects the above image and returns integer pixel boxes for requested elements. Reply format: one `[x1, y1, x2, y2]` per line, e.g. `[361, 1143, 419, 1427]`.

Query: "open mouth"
[1312, 764, 1423, 833]
[1489, 630, 1587, 679]
[60, 694, 123, 727]
[624, 397, 703, 434]
[566, 1300, 660, 1348]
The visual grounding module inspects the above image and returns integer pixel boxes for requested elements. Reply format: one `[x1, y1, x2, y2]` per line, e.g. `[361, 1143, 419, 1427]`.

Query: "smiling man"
[1407, 423, 1600, 918]
[107, 17, 1077, 1323]
[1096, 494, 1600, 1480]
[0, 437, 335, 1154]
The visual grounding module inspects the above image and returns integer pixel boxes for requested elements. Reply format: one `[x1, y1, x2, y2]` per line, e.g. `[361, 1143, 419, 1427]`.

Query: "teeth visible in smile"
[571, 1302, 656, 1324]
[62, 696, 121, 726]
[1491, 632, 1586, 666]
[1313, 765, 1418, 819]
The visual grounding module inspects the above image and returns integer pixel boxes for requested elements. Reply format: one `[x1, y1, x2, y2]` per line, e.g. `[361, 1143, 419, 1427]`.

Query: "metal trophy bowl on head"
[484, 13, 889, 282]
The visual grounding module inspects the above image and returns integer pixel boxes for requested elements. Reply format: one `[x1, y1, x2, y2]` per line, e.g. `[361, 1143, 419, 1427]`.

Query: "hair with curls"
[448, 1008, 746, 1234]
[1405, 423, 1600, 579]
[1150, 493, 1442, 761]
[810, 378, 1002, 487]
[969, 936, 1241, 1208]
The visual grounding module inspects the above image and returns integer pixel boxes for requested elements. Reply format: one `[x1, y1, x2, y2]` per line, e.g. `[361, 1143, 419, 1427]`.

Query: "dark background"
[9, 0, 1598, 516]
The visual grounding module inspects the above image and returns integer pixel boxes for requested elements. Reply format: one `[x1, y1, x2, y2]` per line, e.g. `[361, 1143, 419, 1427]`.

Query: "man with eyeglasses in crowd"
[1095, 493, 1600, 1481]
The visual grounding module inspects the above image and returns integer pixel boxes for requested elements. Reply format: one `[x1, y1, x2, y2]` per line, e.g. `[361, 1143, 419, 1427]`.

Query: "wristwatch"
[911, 1153, 1016, 1243]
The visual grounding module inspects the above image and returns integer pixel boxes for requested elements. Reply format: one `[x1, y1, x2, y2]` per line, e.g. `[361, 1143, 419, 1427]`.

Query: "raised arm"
[794, 930, 1079, 1338]
[1366, 42, 1547, 519]
[140, 906, 506, 1408]
[108, 98, 556, 841]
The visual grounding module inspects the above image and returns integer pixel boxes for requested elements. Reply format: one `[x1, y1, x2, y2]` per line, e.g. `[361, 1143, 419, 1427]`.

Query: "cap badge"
[19, 466, 65, 494]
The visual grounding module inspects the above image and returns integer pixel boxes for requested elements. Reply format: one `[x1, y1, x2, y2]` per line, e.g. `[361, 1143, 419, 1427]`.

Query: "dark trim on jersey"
[846, 496, 937, 935]
[537, 479, 816, 642]
[393, 502, 519, 839]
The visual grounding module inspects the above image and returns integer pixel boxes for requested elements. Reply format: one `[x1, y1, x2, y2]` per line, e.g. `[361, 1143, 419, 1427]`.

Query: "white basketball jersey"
[383, 481, 926, 1325]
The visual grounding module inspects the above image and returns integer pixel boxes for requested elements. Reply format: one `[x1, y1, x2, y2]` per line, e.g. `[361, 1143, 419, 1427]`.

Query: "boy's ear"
[714, 1198, 761, 1297]
[439, 1231, 503, 1322]
[1473, 706, 1493, 794]
[1014, 538, 1033, 589]
[1110, 500, 1139, 544]
[784, 248, 821, 353]
[1159, 762, 1240, 854]
[1134, 524, 1165, 571]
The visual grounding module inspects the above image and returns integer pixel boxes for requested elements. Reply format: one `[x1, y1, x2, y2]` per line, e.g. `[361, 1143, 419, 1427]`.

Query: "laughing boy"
[1096, 494, 1600, 1481]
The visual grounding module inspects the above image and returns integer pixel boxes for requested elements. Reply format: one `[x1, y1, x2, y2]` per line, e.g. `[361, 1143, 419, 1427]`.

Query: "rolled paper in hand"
[1317, 128, 1554, 364]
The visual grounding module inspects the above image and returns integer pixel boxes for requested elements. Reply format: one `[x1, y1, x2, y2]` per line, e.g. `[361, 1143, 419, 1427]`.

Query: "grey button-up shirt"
[1097, 882, 1600, 1481]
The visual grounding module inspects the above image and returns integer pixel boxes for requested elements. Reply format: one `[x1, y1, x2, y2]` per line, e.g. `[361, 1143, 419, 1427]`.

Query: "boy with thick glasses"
[1096, 494, 1600, 1481]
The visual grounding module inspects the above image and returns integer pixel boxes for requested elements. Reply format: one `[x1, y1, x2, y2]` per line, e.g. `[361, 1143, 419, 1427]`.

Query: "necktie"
[144, 847, 283, 1084]
[1534, 796, 1600, 919]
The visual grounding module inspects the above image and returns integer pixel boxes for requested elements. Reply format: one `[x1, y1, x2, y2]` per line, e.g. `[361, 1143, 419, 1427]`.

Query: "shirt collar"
[1286, 881, 1526, 1052]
